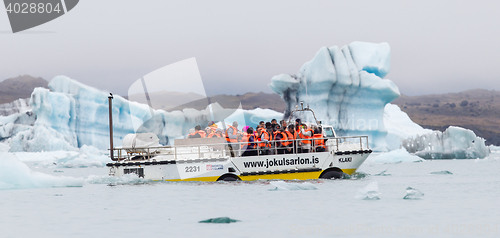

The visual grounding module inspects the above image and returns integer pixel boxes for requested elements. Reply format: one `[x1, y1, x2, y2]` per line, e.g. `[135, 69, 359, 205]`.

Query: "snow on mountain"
[269, 42, 399, 151]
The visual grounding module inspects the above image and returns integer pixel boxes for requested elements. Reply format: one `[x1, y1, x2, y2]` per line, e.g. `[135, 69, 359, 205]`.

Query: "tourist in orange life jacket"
[258, 123, 272, 155]
[207, 121, 217, 133]
[204, 127, 212, 136]
[271, 119, 278, 127]
[225, 121, 240, 157]
[241, 127, 257, 156]
[280, 120, 287, 130]
[240, 126, 249, 141]
[295, 118, 301, 131]
[188, 125, 206, 138]
[208, 128, 224, 138]
[298, 123, 313, 153]
[273, 125, 289, 154]
[259, 121, 265, 129]
[285, 124, 297, 154]
[312, 126, 326, 152]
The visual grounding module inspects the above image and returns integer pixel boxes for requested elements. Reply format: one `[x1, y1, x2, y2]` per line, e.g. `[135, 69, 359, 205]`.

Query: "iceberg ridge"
[269, 42, 400, 151]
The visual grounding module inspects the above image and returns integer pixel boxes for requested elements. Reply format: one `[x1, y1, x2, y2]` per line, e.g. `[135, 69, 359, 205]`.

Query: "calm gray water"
[1, 156, 500, 238]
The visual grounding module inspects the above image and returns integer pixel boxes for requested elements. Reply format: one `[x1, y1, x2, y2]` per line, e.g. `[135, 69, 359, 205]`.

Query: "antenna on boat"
[108, 93, 114, 160]
[304, 75, 310, 109]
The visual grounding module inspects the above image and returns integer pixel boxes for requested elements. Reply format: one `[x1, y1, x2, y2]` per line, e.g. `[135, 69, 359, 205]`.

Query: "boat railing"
[110, 136, 369, 161]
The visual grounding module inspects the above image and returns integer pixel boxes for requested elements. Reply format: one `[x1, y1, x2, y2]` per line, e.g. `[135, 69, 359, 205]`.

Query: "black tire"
[320, 170, 344, 180]
[217, 174, 241, 181]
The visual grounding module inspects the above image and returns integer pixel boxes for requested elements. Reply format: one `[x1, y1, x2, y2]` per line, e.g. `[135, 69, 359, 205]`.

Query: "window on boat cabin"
[323, 127, 335, 138]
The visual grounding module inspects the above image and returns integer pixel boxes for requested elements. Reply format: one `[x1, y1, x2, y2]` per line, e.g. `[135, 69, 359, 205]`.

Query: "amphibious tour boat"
[106, 95, 372, 181]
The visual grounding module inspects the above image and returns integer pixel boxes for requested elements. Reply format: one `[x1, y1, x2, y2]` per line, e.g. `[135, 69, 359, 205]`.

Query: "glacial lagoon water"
[1, 155, 500, 238]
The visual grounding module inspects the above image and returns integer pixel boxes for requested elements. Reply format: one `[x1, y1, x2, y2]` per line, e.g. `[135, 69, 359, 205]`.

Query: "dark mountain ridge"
[0, 75, 48, 104]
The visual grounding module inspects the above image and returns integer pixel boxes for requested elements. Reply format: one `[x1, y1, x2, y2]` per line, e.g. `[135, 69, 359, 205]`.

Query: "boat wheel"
[217, 174, 241, 181]
[319, 169, 344, 179]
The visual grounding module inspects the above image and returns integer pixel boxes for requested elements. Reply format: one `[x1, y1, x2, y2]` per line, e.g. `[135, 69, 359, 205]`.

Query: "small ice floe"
[269, 181, 317, 191]
[403, 187, 424, 200]
[199, 217, 240, 223]
[0, 152, 84, 190]
[355, 181, 380, 200]
[373, 169, 391, 176]
[430, 170, 453, 175]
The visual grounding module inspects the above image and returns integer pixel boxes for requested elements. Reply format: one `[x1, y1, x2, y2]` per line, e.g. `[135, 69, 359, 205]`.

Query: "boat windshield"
[324, 127, 335, 138]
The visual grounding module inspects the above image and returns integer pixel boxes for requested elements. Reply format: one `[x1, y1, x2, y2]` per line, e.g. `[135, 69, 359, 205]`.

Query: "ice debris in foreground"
[355, 181, 380, 200]
[403, 187, 424, 200]
[269, 181, 317, 191]
[430, 171, 453, 175]
[0, 152, 84, 190]
[199, 217, 240, 224]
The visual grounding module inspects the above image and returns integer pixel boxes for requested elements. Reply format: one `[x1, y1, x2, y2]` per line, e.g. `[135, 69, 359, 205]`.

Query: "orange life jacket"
[225, 125, 238, 143]
[207, 132, 221, 138]
[241, 134, 257, 149]
[274, 131, 289, 147]
[259, 129, 271, 148]
[197, 130, 206, 138]
[285, 130, 296, 141]
[298, 128, 314, 144]
[312, 134, 325, 148]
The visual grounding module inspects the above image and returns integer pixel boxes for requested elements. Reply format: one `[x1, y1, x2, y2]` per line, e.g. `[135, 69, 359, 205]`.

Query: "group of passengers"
[187, 119, 326, 156]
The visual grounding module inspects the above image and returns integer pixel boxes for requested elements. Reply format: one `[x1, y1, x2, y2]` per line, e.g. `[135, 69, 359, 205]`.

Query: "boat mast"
[108, 93, 114, 159]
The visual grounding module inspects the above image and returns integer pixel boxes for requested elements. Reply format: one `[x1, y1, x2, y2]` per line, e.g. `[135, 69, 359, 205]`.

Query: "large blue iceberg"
[269, 42, 399, 151]
[1, 76, 281, 152]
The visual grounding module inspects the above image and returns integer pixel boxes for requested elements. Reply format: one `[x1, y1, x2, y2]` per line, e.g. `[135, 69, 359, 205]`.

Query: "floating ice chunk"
[430, 171, 453, 175]
[269, 181, 317, 191]
[0, 152, 84, 190]
[366, 148, 424, 164]
[403, 126, 489, 159]
[13, 146, 108, 168]
[199, 217, 240, 223]
[355, 181, 380, 200]
[403, 187, 424, 200]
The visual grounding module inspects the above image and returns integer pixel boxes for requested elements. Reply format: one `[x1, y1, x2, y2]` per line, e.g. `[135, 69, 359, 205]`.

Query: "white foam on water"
[85, 174, 151, 185]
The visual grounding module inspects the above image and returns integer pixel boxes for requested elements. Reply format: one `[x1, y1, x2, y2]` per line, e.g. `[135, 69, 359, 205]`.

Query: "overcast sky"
[1, 0, 499, 97]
